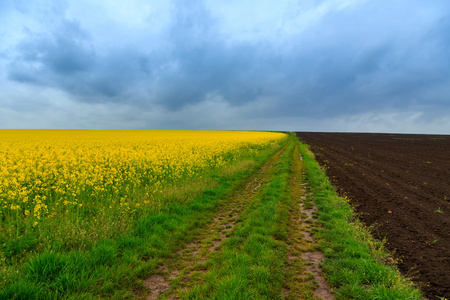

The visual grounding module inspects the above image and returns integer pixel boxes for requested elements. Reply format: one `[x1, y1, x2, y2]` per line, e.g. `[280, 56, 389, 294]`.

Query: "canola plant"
[0, 130, 285, 234]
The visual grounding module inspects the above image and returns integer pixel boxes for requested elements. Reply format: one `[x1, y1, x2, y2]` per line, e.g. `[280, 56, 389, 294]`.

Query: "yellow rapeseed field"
[0, 130, 285, 234]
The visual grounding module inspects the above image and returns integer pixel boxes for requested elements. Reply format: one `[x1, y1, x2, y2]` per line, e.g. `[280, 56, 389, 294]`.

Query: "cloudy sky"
[1, 0, 449, 133]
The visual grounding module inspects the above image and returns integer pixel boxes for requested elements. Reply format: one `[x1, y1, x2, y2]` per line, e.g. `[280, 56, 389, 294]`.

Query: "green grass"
[179, 134, 295, 299]
[296, 138, 424, 300]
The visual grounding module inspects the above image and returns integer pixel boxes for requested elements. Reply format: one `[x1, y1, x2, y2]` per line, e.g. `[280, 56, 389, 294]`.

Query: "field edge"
[296, 137, 424, 299]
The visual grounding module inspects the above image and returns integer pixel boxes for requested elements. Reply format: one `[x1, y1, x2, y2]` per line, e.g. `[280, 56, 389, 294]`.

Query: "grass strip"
[296, 138, 424, 299]
[0, 137, 288, 300]
[181, 134, 296, 299]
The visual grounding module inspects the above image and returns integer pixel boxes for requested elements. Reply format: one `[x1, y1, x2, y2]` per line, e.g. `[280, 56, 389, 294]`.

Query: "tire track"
[285, 142, 334, 300]
[140, 142, 288, 300]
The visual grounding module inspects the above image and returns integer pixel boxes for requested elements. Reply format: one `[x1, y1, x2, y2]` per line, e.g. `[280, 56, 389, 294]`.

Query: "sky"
[1, 0, 450, 133]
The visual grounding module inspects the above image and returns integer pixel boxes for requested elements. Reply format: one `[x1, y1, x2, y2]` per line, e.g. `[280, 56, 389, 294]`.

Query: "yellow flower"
[0, 129, 285, 228]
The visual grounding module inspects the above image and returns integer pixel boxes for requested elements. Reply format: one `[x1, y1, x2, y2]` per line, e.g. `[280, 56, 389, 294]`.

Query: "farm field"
[0, 130, 424, 299]
[0, 130, 286, 299]
[296, 132, 450, 299]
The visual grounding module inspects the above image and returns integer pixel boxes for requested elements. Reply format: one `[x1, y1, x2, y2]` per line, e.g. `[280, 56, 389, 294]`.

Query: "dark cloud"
[9, 19, 94, 83]
[2, 0, 450, 131]
[7, 19, 156, 103]
[152, 0, 269, 110]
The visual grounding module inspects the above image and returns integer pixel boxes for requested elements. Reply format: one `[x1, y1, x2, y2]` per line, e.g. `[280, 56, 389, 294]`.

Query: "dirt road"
[141, 136, 333, 300]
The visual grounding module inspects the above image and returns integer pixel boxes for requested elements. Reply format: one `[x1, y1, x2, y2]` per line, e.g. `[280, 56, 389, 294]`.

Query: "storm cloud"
[1, 0, 450, 132]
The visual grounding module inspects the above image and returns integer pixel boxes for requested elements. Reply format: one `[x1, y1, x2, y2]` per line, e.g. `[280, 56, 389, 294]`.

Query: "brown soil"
[296, 132, 450, 299]
[143, 275, 170, 300]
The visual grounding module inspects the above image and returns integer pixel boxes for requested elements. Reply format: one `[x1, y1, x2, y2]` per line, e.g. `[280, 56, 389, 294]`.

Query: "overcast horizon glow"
[1, 0, 450, 133]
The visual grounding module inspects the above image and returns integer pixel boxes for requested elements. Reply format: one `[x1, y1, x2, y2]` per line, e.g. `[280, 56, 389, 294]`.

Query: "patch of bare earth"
[285, 145, 335, 300]
[139, 146, 285, 300]
[143, 275, 171, 300]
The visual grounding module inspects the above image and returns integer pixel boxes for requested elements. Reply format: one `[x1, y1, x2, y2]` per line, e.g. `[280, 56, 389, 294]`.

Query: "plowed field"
[296, 132, 450, 300]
